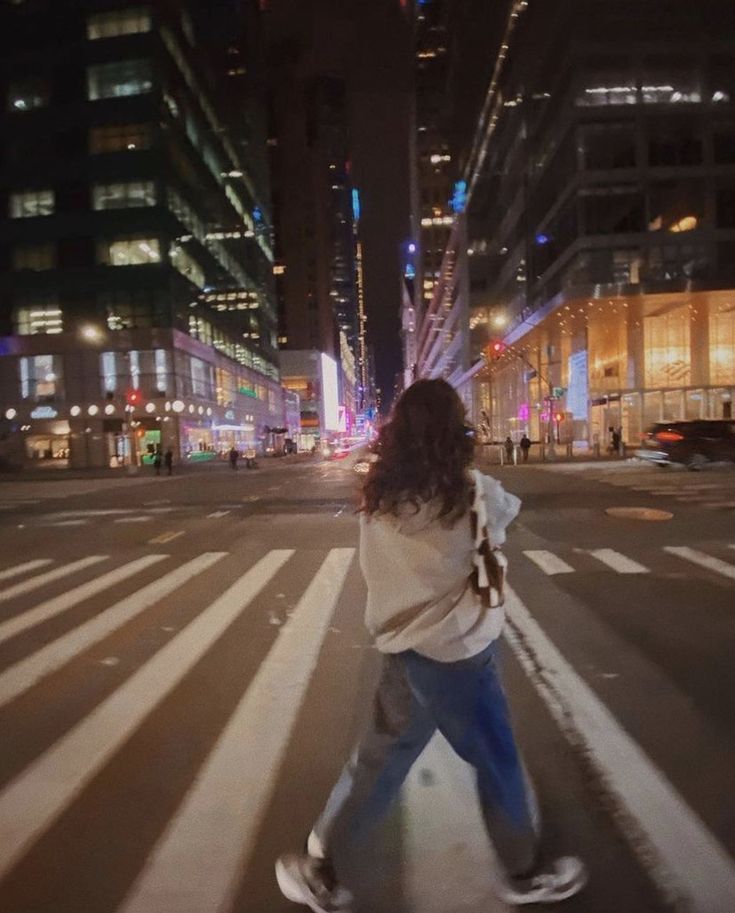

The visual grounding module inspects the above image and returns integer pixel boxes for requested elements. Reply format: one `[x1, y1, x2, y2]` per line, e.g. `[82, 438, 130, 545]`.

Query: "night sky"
[265, 0, 412, 407]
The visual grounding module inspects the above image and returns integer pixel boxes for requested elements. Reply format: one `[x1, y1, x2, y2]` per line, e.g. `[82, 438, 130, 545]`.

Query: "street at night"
[0, 455, 733, 912]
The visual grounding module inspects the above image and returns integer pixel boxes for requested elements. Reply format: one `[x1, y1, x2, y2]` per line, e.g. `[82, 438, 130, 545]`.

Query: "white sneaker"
[496, 856, 587, 905]
[275, 853, 353, 912]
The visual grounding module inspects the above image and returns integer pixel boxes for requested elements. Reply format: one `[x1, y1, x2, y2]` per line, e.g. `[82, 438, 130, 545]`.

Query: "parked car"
[636, 420, 735, 469]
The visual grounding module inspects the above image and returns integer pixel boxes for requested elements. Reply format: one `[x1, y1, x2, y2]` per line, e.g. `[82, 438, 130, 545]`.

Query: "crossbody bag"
[469, 469, 507, 608]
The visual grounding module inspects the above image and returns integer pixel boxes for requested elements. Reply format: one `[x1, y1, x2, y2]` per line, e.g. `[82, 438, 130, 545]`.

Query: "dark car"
[636, 420, 735, 469]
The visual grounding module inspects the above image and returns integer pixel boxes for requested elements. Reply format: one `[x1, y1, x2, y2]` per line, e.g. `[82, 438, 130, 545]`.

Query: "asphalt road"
[0, 454, 733, 913]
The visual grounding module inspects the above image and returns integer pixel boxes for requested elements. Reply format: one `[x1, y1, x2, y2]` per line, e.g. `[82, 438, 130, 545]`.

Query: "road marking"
[523, 550, 574, 575]
[0, 559, 53, 583]
[0, 549, 292, 880]
[504, 584, 735, 913]
[114, 516, 153, 524]
[148, 531, 184, 545]
[0, 555, 167, 646]
[0, 556, 107, 605]
[403, 733, 509, 913]
[663, 546, 735, 581]
[49, 520, 90, 527]
[207, 510, 230, 519]
[144, 500, 171, 506]
[0, 553, 226, 709]
[588, 549, 649, 574]
[117, 548, 352, 913]
[242, 495, 260, 503]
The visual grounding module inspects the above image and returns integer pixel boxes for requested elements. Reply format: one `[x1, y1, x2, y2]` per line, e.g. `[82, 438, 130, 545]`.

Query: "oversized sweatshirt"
[359, 471, 521, 662]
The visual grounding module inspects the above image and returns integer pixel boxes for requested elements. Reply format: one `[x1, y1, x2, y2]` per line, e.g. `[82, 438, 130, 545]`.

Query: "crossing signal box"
[126, 389, 141, 407]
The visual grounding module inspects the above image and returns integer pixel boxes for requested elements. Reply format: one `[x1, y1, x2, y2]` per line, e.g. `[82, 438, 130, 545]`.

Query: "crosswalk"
[522, 544, 735, 579]
[0, 545, 731, 913]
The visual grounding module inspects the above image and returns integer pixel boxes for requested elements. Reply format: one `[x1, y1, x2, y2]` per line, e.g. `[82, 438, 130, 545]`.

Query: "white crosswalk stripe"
[118, 548, 354, 913]
[0, 549, 293, 880]
[523, 550, 574, 575]
[0, 555, 107, 604]
[663, 546, 735, 581]
[0, 554, 167, 646]
[587, 549, 649, 574]
[0, 559, 53, 583]
[0, 552, 226, 708]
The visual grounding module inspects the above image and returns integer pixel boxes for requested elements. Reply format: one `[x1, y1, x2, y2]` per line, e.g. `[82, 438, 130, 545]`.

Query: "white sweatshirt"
[359, 472, 521, 662]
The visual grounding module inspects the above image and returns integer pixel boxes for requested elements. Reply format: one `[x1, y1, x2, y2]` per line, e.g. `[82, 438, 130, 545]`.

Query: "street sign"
[552, 386, 567, 398]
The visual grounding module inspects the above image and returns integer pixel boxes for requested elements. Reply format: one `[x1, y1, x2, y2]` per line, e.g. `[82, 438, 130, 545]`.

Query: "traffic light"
[126, 389, 141, 407]
[487, 340, 506, 360]
[555, 413, 564, 423]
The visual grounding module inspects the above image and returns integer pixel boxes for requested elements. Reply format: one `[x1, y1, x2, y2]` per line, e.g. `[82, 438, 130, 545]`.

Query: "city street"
[0, 455, 733, 913]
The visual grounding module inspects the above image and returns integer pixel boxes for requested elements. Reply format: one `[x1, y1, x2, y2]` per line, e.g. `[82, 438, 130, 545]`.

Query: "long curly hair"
[361, 378, 474, 524]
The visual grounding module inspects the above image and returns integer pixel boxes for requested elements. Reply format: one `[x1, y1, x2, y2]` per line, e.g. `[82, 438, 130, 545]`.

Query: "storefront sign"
[31, 406, 58, 419]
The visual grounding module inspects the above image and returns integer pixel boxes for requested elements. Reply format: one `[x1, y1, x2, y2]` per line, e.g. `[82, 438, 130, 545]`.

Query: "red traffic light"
[487, 340, 506, 359]
[555, 413, 564, 423]
[126, 389, 141, 407]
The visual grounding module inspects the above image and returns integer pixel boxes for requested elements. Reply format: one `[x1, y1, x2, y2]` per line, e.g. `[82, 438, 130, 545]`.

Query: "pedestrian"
[229, 445, 239, 470]
[164, 447, 173, 476]
[504, 435, 515, 464]
[275, 378, 586, 911]
[611, 427, 621, 456]
[153, 446, 162, 476]
[520, 434, 531, 463]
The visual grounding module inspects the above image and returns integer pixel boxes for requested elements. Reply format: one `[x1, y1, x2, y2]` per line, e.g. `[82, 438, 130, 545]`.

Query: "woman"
[276, 379, 586, 911]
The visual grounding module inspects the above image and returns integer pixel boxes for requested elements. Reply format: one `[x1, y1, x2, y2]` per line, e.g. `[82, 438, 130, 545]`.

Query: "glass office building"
[0, 0, 282, 468]
[468, 0, 735, 445]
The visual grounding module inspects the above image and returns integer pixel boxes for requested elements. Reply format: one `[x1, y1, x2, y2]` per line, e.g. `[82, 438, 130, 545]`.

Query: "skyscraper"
[0, 0, 281, 469]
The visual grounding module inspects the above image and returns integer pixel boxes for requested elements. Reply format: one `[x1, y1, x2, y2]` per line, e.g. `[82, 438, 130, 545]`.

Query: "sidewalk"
[476, 444, 630, 470]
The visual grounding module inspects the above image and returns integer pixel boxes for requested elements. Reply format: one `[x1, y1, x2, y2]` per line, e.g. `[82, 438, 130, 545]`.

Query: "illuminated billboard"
[320, 353, 340, 432]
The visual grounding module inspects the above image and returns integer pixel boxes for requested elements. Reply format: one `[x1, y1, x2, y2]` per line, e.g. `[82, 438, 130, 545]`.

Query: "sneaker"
[496, 856, 587, 905]
[275, 853, 353, 912]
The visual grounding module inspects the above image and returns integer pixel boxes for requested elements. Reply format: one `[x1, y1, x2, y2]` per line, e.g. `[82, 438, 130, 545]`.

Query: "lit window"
[273, 264, 286, 275]
[93, 181, 156, 209]
[9, 189, 54, 218]
[19, 354, 64, 400]
[87, 60, 153, 100]
[90, 123, 151, 153]
[87, 8, 152, 39]
[12, 243, 56, 270]
[7, 79, 49, 111]
[14, 303, 63, 335]
[99, 237, 161, 265]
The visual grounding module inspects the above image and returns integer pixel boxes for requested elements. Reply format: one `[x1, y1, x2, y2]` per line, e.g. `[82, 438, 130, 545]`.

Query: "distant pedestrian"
[164, 447, 173, 476]
[611, 428, 622, 456]
[275, 379, 586, 912]
[520, 434, 532, 463]
[229, 446, 239, 470]
[153, 447, 162, 476]
[504, 435, 515, 463]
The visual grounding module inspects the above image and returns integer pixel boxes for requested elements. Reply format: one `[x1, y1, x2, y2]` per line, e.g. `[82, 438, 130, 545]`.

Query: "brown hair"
[361, 378, 474, 524]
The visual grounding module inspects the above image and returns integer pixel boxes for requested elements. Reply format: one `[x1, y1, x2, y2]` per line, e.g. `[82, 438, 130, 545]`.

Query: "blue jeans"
[312, 640, 540, 877]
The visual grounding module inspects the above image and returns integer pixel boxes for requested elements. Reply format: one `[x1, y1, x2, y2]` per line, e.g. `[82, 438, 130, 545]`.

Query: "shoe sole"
[275, 858, 347, 913]
[499, 872, 588, 905]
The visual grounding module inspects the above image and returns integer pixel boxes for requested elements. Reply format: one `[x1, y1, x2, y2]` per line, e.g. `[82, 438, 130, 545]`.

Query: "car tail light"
[655, 431, 684, 442]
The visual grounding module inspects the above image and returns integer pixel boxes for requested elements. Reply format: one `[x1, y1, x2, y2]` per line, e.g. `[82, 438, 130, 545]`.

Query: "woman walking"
[276, 379, 586, 911]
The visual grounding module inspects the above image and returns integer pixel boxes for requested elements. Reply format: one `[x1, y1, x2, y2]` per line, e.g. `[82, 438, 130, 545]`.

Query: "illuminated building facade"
[0, 0, 281, 469]
[465, 0, 735, 445]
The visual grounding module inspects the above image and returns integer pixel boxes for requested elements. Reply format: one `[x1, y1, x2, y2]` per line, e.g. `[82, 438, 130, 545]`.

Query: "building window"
[90, 123, 151, 153]
[581, 186, 645, 234]
[576, 58, 636, 106]
[87, 60, 153, 100]
[87, 7, 152, 39]
[99, 236, 161, 265]
[101, 289, 159, 329]
[642, 56, 701, 104]
[710, 306, 735, 385]
[644, 305, 691, 388]
[12, 243, 56, 271]
[713, 121, 735, 165]
[92, 181, 156, 210]
[169, 243, 205, 288]
[578, 123, 636, 170]
[9, 189, 54, 218]
[14, 303, 63, 335]
[648, 118, 702, 166]
[20, 354, 63, 401]
[7, 78, 49, 111]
